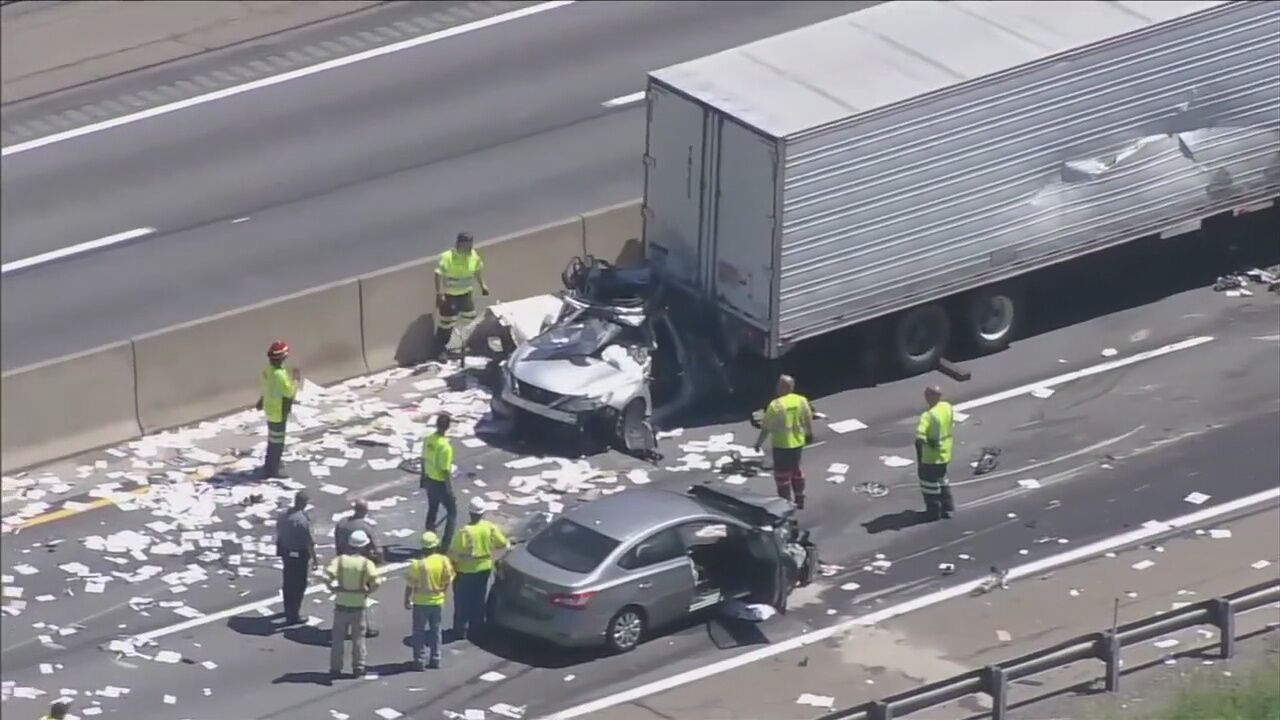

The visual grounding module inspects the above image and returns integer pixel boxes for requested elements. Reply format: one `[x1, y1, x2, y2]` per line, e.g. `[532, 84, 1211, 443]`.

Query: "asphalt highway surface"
[0, 0, 872, 369]
[2, 214, 1277, 719]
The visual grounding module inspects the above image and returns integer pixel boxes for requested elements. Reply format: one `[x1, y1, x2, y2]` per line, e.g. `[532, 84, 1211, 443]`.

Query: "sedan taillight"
[549, 591, 595, 610]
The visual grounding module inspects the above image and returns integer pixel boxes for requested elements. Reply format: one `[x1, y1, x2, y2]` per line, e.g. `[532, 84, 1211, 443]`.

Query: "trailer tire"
[960, 284, 1022, 354]
[614, 398, 648, 451]
[888, 304, 951, 376]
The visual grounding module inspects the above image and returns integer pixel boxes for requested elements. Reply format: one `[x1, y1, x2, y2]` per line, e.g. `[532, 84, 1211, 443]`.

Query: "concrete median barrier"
[1, 341, 141, 473]
[582, 199, 643, 265]
[134, 280, 367, 433]
[359, 258, 436, 370]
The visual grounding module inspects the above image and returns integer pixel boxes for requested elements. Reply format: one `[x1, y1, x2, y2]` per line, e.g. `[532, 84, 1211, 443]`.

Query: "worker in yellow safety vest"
[41, 700, 70, 720]
[326, 529, 381, 678]
[256, 339, 299, 479]
[421, 412, 458, 550]
[915, 385, 956, 521]
[433, 231, 490, 362]
[449, 497, 510, 642]
[754, 375, 815, 509]
[404, 531, 455, 670]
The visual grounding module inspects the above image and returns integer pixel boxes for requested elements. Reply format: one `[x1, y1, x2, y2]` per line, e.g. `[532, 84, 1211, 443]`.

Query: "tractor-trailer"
[641, 0, 1280, 379]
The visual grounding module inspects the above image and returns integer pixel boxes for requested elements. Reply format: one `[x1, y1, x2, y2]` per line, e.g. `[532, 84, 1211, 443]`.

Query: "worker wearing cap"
[754, 375, 815, 509]
[915, 385, 956, 521]
[326, 529, 381, 678]
[405, 531, 455, 670]
[257, 340, 299, 479]
[449, 497, 510, 641]
[41, 700, 70, 720]
[421, 413, 458, 550]
[335, 499, 382, 638]
[433, 231, 490, 361]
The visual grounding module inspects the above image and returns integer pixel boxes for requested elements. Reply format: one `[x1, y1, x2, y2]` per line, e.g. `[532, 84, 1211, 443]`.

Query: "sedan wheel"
[606, 607, 646, 653]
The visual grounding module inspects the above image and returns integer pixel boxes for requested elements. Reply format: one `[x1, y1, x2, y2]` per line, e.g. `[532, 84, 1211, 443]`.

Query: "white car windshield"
[522, 314, 624, 361]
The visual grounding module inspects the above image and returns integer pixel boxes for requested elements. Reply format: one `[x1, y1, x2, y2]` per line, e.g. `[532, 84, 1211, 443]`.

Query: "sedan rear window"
[526, 519, 620, 573]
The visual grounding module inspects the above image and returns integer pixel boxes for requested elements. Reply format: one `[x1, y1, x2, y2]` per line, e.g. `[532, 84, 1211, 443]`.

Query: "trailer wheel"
[961, 284, 1022, 354]
[614, 398, 648, 450]
[888, 304, 951, 376]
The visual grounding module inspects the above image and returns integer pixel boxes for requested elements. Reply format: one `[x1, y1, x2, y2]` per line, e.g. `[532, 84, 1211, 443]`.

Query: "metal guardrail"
[818, 578, 1280, 720]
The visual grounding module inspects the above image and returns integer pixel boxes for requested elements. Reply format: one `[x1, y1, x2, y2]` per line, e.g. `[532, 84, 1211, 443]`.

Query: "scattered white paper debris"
[828, 418, 867, 434]
[796, 694, 836, 709]
[840, 582, 861, 591]
[1131, 560, 1156, 571]
[1208, 529, 1232, 539]
[879, 455, 913, 468]
[996, 630, 1012, 642]
[375, 709, 403, 720]
[319, 483, 349, 496]
[1184, 492, 1210, 505]
[164, 694, 177, 704]
[479, 671, 506, 683]
[723, 475, 748, 485]
[1017, 479, 1041, 489]
[153, 650, 182, 663]
[1251, 560, 1271, 570]
[1029, 387, 1055, 399]
[1154, 638, 1179, 649]
[1101, 348, 1118, 357]
[489, 704, 525, 719]
[827, 463, 850, 475]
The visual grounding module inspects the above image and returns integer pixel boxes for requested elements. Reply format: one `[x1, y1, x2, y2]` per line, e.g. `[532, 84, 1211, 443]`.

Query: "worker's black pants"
[263, 419, 288, 478]
[424, 478, 457, 550]
[281, 553, 309, 622]
[433, 292, 476, 359]
[918, 463, 955, 521]
[453, 570, 491, 639]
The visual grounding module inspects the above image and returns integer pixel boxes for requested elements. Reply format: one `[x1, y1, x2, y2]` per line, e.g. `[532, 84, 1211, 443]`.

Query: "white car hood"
[511, 346, 645, 398]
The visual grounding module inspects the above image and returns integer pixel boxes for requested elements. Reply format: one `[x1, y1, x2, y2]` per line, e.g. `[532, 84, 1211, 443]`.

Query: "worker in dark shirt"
[334, 499, 381, 638]
[275, 491, 316, 626]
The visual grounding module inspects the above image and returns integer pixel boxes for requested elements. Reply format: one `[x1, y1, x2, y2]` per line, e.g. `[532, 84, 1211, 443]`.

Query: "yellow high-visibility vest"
[408, 554, 454, 606]
[327, 554, 379, 608]
[764, 393, 811, 449]
[421, 432, 453, 482]
[437, 249, 483, 296]
[450, 520, 509, 574]
[260, 365, 296, 423]
[916, 401, 955, 465]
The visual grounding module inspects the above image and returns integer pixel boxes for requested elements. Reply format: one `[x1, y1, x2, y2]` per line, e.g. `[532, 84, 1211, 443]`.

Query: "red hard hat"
[267, 340, 289, 358]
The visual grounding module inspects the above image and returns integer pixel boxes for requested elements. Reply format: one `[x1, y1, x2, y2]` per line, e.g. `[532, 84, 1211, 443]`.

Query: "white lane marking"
[133, 560, 412, 643]
[950, 425, 1145, 488]
[954, 336, 1215, 413]
[0, 1, 578, 157]
[0, 227, 156, 275]
[540, 486, 1280, 719]
[1253, 335, 1280, 342]
[601, 91, 646, 108]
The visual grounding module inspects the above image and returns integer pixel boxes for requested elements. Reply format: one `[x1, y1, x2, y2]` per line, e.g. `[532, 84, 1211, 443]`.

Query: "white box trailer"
[642, 0, 1280, 375]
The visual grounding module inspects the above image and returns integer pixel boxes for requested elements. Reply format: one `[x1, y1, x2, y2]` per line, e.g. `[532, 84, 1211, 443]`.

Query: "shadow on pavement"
[705, 617, 771, 650]
[366, 660, 420, 677]
[283, 625, 333, 648]
[272, 671, 333, 687]
[863, 510, 931, 534]
[476, 630, 597, 669]
[227, 615, 285, 637]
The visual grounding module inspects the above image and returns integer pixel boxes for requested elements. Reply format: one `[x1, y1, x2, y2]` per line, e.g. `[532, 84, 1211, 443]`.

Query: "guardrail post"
[984, 666, 1009, 720]
[1098, 631, 1121, 692]
[1210, 597, 1235, 659]
[868, 701, 893, 720]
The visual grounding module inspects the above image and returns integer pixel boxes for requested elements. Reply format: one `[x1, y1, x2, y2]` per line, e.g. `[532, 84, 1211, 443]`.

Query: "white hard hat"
[469, 496, 488, 514]
[348, 529, 370, 548]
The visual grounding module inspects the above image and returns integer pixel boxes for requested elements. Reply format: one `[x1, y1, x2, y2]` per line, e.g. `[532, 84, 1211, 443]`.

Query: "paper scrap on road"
[153, 650, 182, 663]
[1154, 638, 1179, 649]
[375, 709, 404, 720]
[996, 630, 1012, 642]
[828, 463, 850, 475]
[1251, 560, 1272, 570]
[1184, 492, 1211, 505]
[479, 671, 506, 683]
[1208, 529, 1232, 539]
[840, 582, 861, 591]
[164, 694, 177, 704]
[1131, 560, 1156, 571]
[796, 693, 836, 709]
[1101, 348, 1118, 357]
[319, 483, 348, 495]
[880, 455, 913, 468]
[1029, 387, 1055, 399]
[489, 704, 526, 719]
[1017, 479, 1041, 489]
[828, 418, 867, 434]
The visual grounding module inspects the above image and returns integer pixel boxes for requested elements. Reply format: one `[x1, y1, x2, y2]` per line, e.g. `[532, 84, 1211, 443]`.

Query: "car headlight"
[558, 395, 605, 413]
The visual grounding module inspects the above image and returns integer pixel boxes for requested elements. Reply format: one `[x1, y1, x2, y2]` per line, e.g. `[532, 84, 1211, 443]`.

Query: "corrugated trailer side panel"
[776, 0, 1280, 347]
